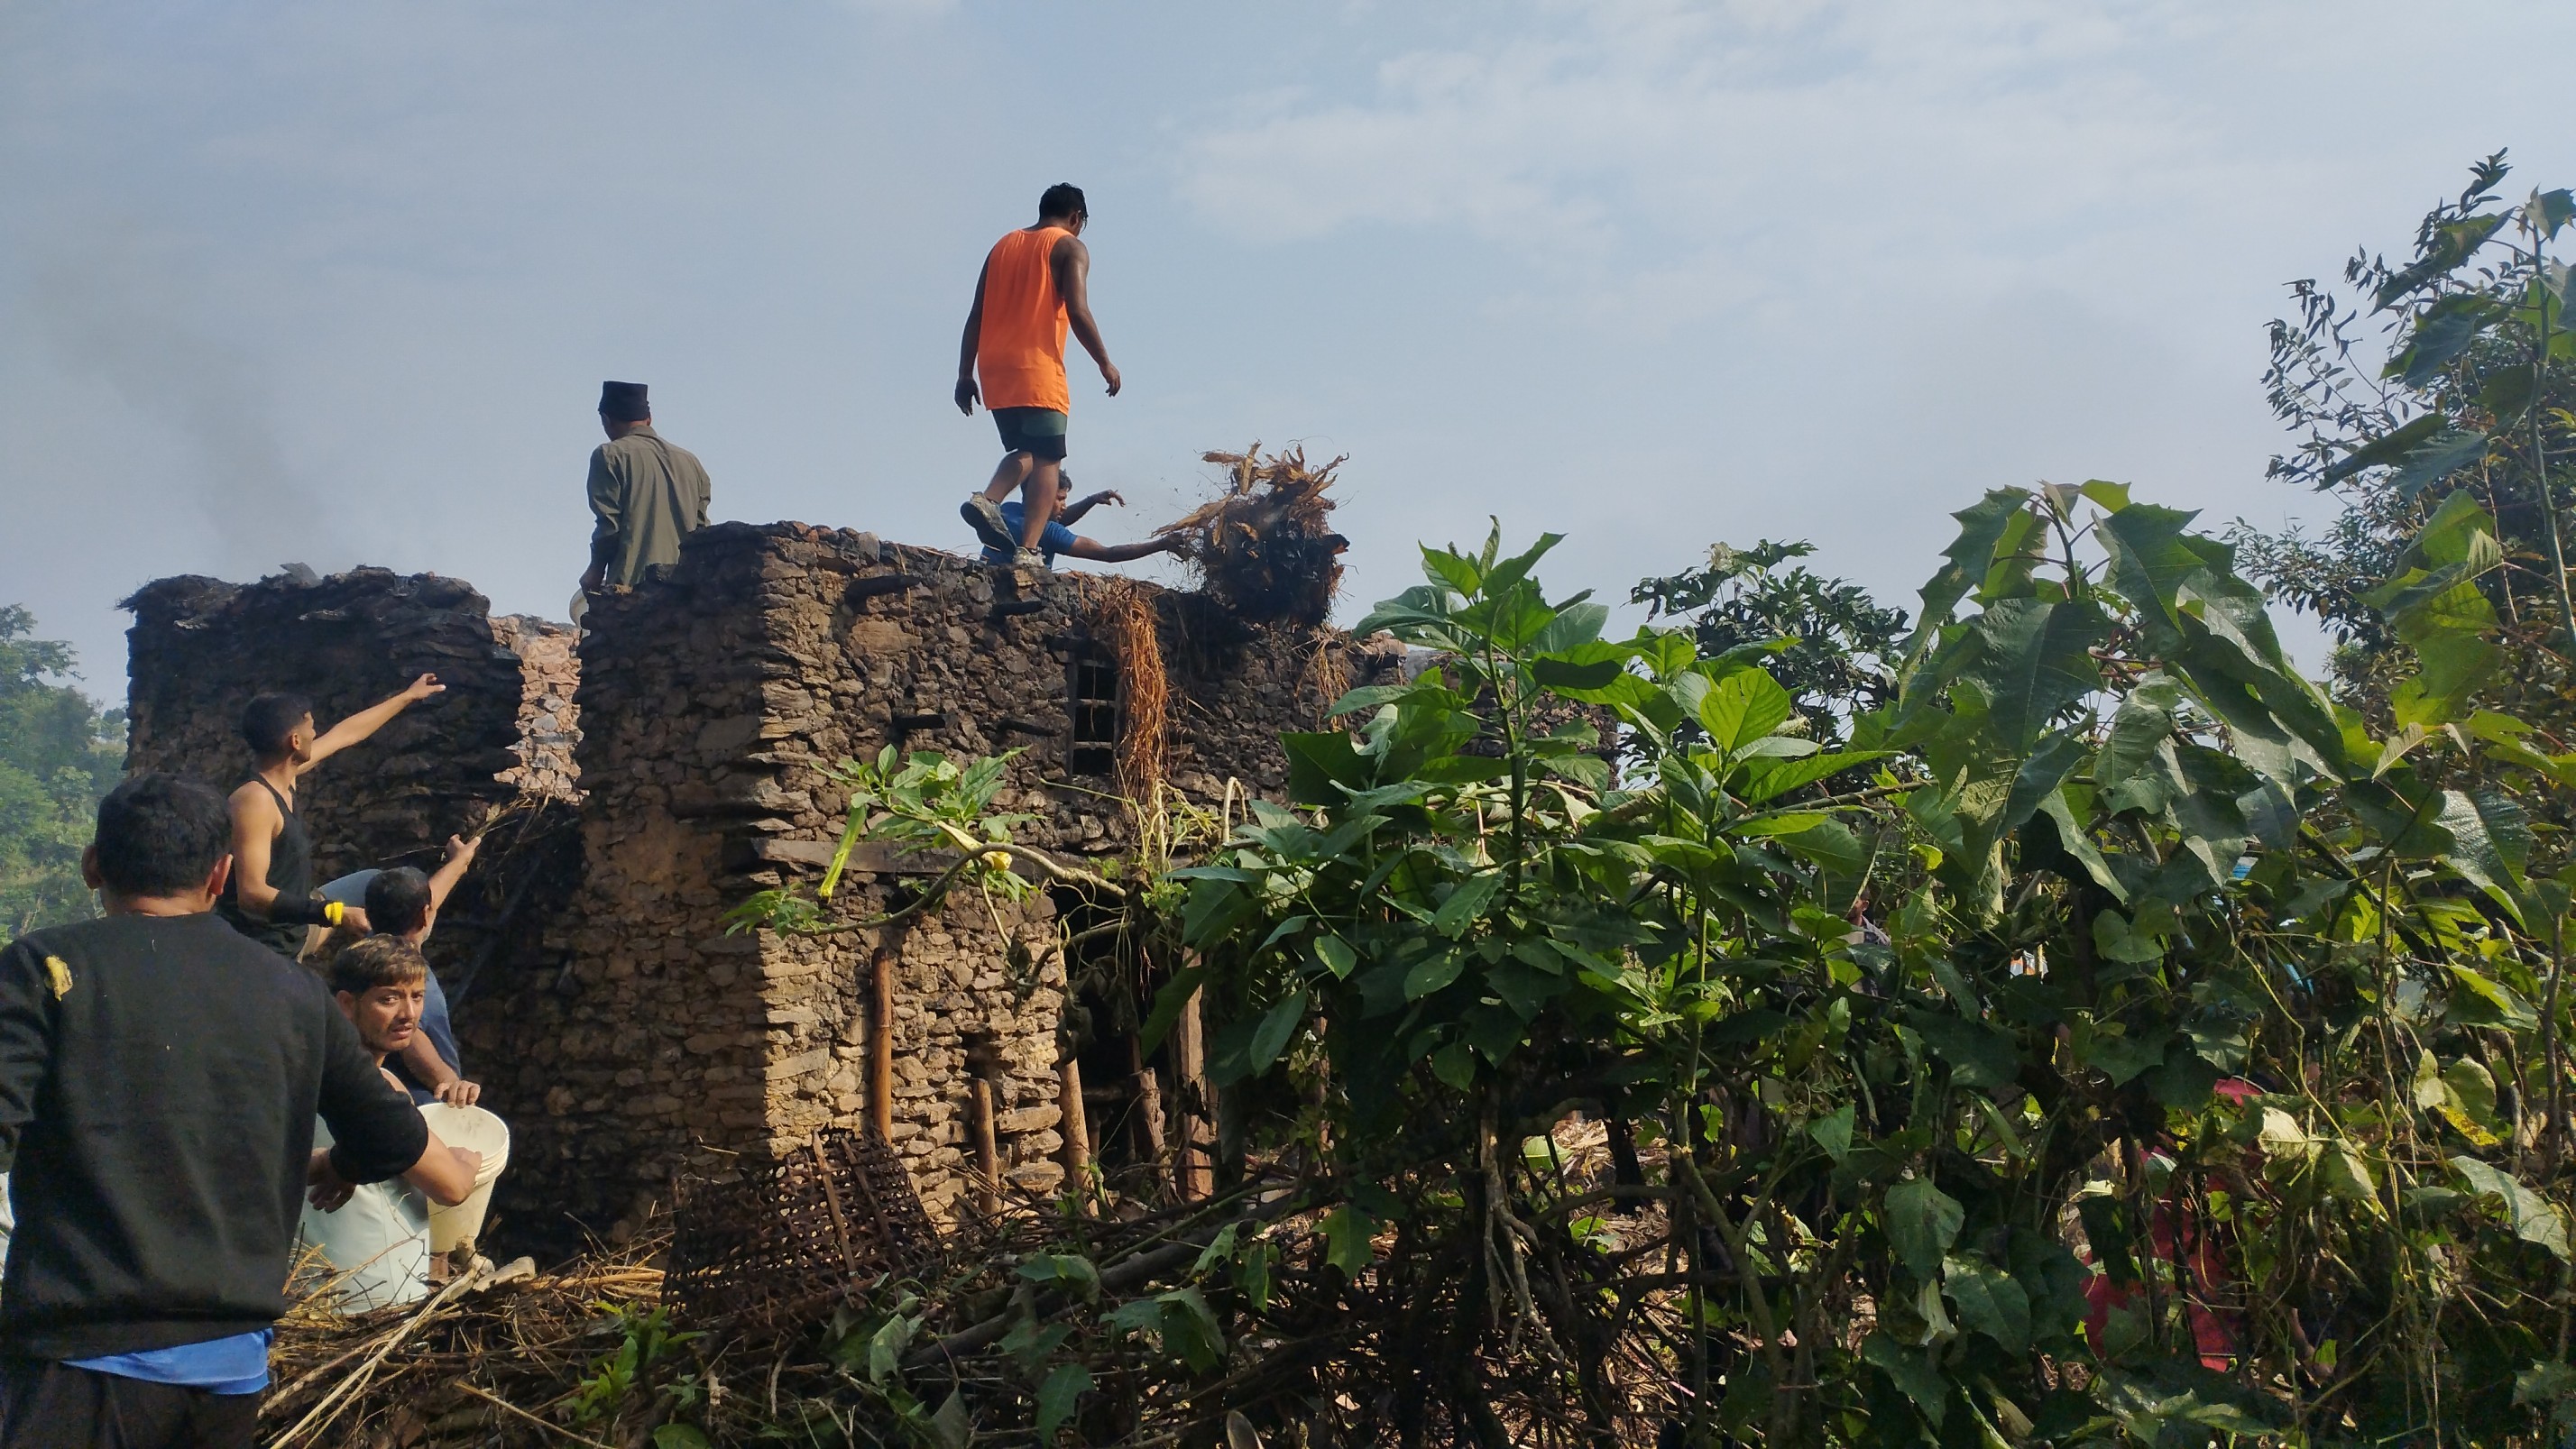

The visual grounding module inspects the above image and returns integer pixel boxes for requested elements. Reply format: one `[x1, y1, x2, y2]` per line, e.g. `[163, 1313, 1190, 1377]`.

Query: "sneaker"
[961, 496, 1013, 552]
[1012, 547, 1048, 572]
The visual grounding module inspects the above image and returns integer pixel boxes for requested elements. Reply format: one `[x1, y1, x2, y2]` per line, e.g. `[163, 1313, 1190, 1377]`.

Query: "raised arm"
[1052, 234, 1119, 396]
[1055, 488, 1122, 527]
[954, 256, 990, 415]
[424, 834, 482, 917]
[304, 674, 443, 769]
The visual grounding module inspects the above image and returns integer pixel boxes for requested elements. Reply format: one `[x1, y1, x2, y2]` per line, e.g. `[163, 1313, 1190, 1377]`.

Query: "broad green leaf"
[1905, 1009, 2019, 1091]
[1944, 1255, 2032, 1353]
[1313, 936, 1358, 979]
[1739, 749, 1890, 803]
[1910, 488, 2034, 660]
[2436, 787, 2530, 922]
[1431, 873, 1503, 938]
[1885, 1176, 1965, 1280]
[1016, 1253, 1103, 1301]
[1811, 1103, 1856, 1160]
[1863, 1331, 1949, 1426]
[653, 1427, 713, 1449]
[1322, 1205, 1376, 1275]
[1247, 991, 1307, 1073]
[2000, 728, 2090, 836]
[1035, 1363, 1092, 1443]
[2453, 1157, 2571, 1259]
[2323, 410, 2446, 483]
[2447, 963, 2538, 1032]
[2095, 504, 2205, 632]
[929, 1392, 970, 1449]
[1698, 668, 1795, 754]
[1960, 598, 2108, 747]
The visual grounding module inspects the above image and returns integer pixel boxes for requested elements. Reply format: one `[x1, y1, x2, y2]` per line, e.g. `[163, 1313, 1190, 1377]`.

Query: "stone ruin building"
[122, 522, 1399, 1248]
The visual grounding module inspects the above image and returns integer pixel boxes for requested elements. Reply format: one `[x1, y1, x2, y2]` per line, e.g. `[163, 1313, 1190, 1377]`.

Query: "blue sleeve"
[1043, 519, 1080, 560]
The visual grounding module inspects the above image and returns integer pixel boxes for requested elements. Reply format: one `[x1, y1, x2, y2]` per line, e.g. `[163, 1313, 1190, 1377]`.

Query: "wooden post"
[1133, 1064, 1168, 1172]
[1172, 987, 1213, 1201]
[971, 1078, 1002, 1220]
[1058, 1057, 1091, 1208]
[869, 945, 897, 1142]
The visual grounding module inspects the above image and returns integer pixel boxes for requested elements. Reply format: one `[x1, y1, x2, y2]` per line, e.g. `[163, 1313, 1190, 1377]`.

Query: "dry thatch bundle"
[1085, 579, 1168, 810]
[1155, 445, 1348, 627]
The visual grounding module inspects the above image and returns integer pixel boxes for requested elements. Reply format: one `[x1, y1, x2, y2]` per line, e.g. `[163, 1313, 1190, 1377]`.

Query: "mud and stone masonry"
[121, 524, 1398, 1241]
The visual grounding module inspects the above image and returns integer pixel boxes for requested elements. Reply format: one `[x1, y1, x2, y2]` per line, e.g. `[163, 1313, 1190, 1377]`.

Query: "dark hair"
[330, 934, 427, 996]
[1038, 182, 1088, 220]
[240, 692, 314, 757]
[93, 773, 232, 897]
[364, 867, 435, 937]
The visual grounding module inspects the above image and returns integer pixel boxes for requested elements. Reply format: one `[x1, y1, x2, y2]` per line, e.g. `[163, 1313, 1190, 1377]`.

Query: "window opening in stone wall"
[1067, 639, 1120, 777]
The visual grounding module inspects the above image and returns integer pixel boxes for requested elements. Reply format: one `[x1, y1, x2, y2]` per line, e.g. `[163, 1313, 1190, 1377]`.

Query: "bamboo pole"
[1173, 987, 1213, 1201]
[1133, 1064, 1168, 1172]
[869, 944, 896, 1141]
[1059, 1056, 1091, 1201]
[970, 1078, 1002, 1219]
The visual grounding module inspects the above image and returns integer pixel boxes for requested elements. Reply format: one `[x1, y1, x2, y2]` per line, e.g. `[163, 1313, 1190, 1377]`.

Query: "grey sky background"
[7, 1, 2576, 703]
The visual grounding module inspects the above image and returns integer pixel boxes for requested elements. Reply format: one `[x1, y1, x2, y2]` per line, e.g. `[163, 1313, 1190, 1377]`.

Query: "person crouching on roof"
[299, 938, 500, 1308]
[976, 471, 1183, 571]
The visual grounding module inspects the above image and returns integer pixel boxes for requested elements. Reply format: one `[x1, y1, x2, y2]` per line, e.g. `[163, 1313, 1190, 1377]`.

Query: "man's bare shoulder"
[228, 779, 278, 814]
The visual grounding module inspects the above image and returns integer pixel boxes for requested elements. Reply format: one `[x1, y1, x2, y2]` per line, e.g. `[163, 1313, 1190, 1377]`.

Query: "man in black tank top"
[218, 679, 445, 958]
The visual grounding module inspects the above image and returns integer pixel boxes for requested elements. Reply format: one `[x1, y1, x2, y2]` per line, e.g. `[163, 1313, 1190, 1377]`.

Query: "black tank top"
[217, 776, 314, 958]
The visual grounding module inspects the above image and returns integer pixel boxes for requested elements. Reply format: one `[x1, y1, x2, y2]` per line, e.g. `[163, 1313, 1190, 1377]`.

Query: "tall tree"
[0, 606, 124, 936]
[1630, 538, 1907, 744]
[2234, 152, 2576, 729]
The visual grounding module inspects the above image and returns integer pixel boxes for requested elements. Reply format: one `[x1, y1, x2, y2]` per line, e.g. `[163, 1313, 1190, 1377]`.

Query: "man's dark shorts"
[1, 1358, 259, 1448]
[992, 407, 1069, 463]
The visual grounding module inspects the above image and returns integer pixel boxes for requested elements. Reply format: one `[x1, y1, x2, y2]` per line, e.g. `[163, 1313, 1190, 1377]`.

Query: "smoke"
[22, 230, 344, 576]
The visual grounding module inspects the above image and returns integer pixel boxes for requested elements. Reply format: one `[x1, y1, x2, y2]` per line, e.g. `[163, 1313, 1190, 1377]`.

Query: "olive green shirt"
[586, 426, 712, 587]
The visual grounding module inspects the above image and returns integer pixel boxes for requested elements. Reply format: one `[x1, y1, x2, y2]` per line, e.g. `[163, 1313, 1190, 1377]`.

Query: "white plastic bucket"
[299, 1118, 433, 1311]
[419, 1102, 511, 1257]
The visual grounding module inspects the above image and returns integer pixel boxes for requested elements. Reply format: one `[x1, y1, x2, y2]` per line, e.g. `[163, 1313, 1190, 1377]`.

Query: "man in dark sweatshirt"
[0, 773, 434, 1447]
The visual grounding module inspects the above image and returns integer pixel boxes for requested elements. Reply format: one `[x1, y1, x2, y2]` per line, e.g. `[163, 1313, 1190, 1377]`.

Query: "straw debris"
[1155, 445, 1348, 627]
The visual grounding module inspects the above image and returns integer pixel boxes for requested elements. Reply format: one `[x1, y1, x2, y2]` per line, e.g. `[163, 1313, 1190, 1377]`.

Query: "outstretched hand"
[402, 674, 444, 702]
[954, 377, 980, 415]
[444, 834, 483, 868]
[307, 1150, 354, 1213]
[1082, 490, 1126, 509]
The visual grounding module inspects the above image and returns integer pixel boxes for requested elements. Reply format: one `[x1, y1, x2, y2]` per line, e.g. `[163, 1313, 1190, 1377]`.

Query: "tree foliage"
[1632, 537, 1908, 742]
[1160, 476, 2576, 1445]
[0, 606, 121, 935]
[2235, 151, 2576, 733]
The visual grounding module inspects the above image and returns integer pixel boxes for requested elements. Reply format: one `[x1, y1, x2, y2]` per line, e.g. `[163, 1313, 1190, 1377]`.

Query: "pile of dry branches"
[1155, 446, 1348, 628]
[253, 1119, 1696, 1447]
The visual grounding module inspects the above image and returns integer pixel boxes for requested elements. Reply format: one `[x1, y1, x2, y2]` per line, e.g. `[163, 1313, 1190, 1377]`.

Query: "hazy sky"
[7, 0, 2575, 702]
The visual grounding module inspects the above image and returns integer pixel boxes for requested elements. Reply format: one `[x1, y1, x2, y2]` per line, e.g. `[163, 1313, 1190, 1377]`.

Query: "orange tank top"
[976, 227, 1072, 413]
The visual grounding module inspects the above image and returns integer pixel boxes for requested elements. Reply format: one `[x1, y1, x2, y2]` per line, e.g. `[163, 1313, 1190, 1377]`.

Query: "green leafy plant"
[0, 605, 122, 936]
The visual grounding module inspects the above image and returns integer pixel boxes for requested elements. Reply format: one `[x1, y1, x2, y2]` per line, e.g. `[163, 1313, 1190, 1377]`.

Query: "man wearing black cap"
[579, 381, 712, 599]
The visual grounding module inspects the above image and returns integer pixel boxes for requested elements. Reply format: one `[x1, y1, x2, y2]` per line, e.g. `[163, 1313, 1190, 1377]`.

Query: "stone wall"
[490, 616, 581, 802]
[462, 522, 1394, 1235]
[122, 569, 533, 884]
[123, 528, 1392, 1246]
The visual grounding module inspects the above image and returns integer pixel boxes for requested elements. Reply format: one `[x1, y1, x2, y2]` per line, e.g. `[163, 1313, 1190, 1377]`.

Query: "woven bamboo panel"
[666, 1126, 941, 1334]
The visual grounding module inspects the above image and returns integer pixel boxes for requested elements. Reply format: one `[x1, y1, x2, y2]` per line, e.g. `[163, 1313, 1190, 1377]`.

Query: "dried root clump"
[1156, 445, 1348, 627]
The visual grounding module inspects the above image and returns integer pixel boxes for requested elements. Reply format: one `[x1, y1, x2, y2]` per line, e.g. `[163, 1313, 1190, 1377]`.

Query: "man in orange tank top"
[955, 183, 1122, 571]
